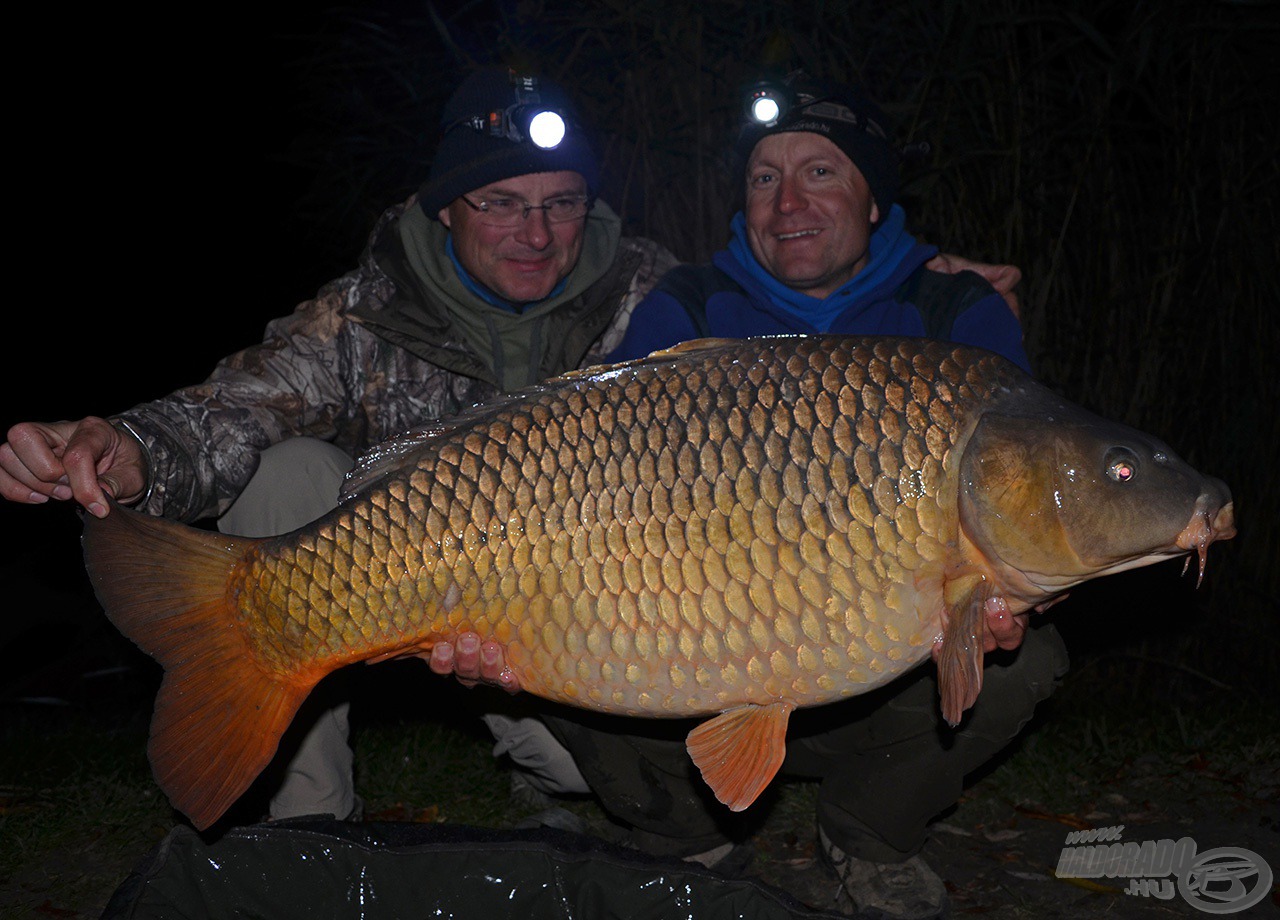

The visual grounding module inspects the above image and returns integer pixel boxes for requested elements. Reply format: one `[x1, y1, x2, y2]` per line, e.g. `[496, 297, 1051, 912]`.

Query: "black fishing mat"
[102, 817, 851, 919]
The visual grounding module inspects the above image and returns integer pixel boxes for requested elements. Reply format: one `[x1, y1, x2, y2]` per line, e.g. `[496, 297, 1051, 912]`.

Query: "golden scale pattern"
[238, 338, 1004, 715]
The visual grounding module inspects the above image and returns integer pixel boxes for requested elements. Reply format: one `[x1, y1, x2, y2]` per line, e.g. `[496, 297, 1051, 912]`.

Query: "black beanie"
[419, 68, 600, 219]
[734, 73, 899, 220]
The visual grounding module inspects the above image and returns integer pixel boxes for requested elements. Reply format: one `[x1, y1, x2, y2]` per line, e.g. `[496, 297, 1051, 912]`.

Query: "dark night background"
[3, 0, 1277, 744]
[5, 6, 357, 664]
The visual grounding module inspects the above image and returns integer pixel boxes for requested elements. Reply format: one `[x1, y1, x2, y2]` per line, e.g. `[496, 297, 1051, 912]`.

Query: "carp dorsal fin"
[686, 700, 795, 812]
[341, 336, 797, 502]
[935, 576, 990, 726]
[537, 338, 754, 386]
[645, 337, 746, 358]
[340, 422, 468, 502]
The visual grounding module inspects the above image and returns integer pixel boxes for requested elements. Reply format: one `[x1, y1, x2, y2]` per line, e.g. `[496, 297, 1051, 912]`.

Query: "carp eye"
[1105, 447, 1139, 483]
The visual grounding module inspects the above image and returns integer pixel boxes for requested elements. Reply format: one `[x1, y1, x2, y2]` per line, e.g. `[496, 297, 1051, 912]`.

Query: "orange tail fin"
[81, 503, 313, 830]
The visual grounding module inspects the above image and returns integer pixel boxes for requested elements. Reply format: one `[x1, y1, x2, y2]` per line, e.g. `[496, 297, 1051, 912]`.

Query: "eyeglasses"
[459, 194, 592, 226]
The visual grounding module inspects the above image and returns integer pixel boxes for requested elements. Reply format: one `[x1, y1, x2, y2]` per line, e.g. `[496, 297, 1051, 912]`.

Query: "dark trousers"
[544, 623, 1069, 862]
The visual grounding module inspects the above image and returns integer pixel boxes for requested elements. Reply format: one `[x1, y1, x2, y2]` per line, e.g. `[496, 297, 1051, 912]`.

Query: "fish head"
[957, 395, 1235, 600]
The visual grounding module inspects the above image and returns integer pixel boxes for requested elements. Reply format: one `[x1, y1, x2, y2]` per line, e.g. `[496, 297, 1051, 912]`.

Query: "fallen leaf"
[780, 858, 816, 868]
[1012, 805, 1091, 830]
[983, 829, 1023, 842]
[1006, 870, 1050, 882]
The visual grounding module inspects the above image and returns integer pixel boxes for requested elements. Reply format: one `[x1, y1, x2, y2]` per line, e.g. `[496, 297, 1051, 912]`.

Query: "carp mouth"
[1176, 500, 1236, 587]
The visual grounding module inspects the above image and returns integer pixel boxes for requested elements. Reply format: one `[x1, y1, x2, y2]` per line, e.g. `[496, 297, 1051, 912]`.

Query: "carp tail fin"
[686, 701, 795, 812]
[148, 651, 310, 831]
[81, 502, 313, 830]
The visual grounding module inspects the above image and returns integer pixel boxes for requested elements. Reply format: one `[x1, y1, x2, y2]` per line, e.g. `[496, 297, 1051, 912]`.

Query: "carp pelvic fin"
[686, 701, 795, 812]
[936, 579, 989, 727]
[82, 502, 314, 831]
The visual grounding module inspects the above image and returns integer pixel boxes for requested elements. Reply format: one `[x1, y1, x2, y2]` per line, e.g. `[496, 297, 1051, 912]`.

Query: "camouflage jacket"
[117, 196, 678, 523]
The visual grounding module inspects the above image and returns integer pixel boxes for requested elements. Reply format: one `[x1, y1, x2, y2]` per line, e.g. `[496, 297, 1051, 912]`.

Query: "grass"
[353, 687, 517, 827]
[0, 704, 170, 919]
[950, 676, 1280, 822]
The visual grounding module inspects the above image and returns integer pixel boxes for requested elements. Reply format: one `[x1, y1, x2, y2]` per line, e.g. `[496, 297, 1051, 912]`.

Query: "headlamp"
[746, 82, 791, 127]
[743, 72, 888, 139]
[452, 72, 569, 150]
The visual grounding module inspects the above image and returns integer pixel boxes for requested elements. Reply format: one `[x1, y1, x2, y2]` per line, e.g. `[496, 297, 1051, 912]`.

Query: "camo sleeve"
[586, 236, 681, 363]
[113, 268, 394, 523]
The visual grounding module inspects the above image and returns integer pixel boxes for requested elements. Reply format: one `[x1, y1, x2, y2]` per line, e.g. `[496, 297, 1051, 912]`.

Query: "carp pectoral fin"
[81, 501, 316, 831]
[685, 701, 795, 812]
[936, 584, 988, 727]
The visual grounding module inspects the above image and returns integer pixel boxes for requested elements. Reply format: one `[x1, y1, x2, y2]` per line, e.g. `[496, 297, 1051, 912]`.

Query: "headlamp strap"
[793, 98, 888, 140]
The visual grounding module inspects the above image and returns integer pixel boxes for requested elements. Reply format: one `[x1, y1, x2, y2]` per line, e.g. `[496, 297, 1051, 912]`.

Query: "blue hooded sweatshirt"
[609, 205, 1029, 372]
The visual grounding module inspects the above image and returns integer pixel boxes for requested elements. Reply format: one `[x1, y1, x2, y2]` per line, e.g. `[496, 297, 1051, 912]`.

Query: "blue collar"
[724, 204, 919, 331]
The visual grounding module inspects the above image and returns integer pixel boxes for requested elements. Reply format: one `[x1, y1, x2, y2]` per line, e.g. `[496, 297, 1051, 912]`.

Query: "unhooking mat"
[102, 817, 850, 919]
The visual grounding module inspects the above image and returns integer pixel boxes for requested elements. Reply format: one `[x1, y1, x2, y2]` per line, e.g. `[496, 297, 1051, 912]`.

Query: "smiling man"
[439, 172, 589, 303]
[745, 130, 880, 295]
[610, 72, 1030, 374]
[567, 72, 1064, 920]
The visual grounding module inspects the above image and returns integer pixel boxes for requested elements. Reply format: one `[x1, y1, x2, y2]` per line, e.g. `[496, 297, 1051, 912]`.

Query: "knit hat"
[419, 68, 600, 219]
[734, 72, 899, 220]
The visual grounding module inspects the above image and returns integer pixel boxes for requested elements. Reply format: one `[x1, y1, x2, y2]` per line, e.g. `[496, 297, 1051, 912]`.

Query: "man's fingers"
[496, 668, 521, 695]
[0, 424, 71, 503]
[452, 632, 482, 678]
[479, 641, 521, 692]
[479, 641, 503, 680]
[2, 417, 144, 516]
[983, 597, 1029, 653]
[0, 448, 62, 502]
[428, 642, 456, 676]
[429, 633, 483, 688]
[61, 419, 141, 516]
[425, 633, 520, 693]
[999, 614, 1029, 650]
[926, 254, 1023, 319]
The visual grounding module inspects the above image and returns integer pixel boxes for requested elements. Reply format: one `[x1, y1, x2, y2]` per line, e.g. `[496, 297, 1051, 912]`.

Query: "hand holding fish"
[1, 416, 147, 517]
[427, 632, 521, 692]
[981, 597, 1028, 653]
[436, 596, 1025, 692]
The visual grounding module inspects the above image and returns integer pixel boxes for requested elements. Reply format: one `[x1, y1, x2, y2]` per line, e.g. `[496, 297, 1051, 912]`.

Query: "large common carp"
[81, 335, 1234, 831]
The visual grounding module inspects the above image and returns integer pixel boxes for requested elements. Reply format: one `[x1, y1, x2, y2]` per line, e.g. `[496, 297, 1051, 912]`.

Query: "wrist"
[109, 418, 155, 508]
